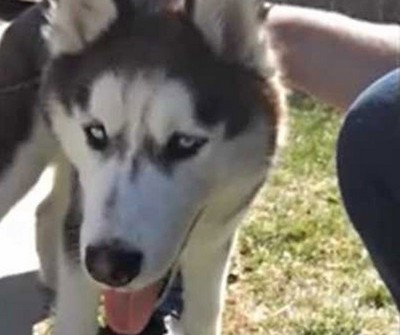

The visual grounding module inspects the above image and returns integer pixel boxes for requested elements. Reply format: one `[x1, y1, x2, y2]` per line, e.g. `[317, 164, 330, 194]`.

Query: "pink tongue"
[104, 283, 161, 335]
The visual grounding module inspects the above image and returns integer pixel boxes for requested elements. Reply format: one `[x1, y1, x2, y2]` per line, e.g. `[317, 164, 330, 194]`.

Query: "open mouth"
[103, 269, 176, 335]
[102, 208, 205, 335]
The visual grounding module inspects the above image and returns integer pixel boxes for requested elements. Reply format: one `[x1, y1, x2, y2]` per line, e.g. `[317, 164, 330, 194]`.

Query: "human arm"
[266, 4, 400, 111]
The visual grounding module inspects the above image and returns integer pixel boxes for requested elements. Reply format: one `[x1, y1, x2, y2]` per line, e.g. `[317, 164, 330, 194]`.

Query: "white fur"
[36, 154, 72, 290]
[47, 0, 117, 55]
[49, 96, 95, 172]
[181, 239, 235, 334]
[54, 253, 100, 335]
[89, 74, 126, 137]
[193, 0, 267, 70]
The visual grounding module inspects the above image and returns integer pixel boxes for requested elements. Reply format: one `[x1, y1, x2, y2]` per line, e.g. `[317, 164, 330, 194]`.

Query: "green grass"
[224, 98, 399, 335]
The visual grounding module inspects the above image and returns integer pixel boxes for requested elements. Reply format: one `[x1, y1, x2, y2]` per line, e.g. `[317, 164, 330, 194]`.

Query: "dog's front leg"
[180, 236, 235, 335]
[54, 169, 100, 335]
[36, 154, 71, 291]
[54, 254, 100, 335]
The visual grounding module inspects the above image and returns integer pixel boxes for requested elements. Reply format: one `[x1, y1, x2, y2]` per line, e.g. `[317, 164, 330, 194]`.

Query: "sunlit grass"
[224, 98, 398, 335]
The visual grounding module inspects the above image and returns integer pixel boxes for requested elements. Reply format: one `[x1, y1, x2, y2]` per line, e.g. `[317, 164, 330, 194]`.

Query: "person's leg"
[337, 68, 400, 309]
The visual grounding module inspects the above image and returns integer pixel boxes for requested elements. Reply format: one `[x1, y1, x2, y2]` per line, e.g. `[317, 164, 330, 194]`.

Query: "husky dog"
[0, 0, 285, 334]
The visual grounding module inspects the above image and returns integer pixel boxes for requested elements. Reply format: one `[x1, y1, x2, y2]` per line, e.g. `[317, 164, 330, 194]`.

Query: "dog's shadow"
[0, 271, 48, 335]
[0, 271, 116, 335]
[0, 271, 169, 335]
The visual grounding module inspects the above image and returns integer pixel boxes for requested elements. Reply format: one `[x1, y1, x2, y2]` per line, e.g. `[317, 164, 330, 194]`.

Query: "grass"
[223, 98, 399, 335]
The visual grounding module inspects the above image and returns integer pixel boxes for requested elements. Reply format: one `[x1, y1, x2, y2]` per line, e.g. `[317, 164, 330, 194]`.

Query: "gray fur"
[0, 3, 48, 176]
[63, 168, 82, 264]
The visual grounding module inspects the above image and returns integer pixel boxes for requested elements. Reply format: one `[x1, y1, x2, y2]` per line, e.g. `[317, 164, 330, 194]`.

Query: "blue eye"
[84, 123, 108, 151]
[164, 132, 208, 161]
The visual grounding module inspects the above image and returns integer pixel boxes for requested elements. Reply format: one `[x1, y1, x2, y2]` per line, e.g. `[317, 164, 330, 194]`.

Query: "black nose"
[85, 241, 143, 287]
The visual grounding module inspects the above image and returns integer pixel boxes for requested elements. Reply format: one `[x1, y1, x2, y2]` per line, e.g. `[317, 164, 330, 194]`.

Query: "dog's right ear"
[45, 0, 117, 56]
[187, 0, 267, 71]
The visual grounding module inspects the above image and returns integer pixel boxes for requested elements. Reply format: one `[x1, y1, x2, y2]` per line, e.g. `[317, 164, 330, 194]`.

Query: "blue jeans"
[337, 69, 400, 310]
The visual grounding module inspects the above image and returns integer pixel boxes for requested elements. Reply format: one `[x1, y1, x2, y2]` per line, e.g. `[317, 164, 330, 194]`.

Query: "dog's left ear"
[45, 0, 117, 56]
[188, 0, 267, 71]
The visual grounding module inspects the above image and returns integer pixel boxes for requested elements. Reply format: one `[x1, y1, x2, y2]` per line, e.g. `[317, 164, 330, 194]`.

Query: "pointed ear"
[191, 0, 267, 70]
[45, 0, 117, 55]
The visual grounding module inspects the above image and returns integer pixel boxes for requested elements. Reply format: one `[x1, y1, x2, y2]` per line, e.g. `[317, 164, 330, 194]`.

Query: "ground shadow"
[0, 271, 49, 335]
[0, 270, 169, 335]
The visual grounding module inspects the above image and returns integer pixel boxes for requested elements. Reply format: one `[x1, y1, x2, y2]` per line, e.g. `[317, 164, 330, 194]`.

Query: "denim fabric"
[337, 68, 400, 309]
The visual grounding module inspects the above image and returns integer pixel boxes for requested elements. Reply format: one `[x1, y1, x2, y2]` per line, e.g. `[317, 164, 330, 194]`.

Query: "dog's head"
[41, 0, 284, 325]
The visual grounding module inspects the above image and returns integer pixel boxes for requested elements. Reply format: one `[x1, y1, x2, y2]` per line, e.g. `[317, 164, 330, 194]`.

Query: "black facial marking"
[184, 0, 195, 18]
[105, 186, 117, 218]
[114, 131, 128, 159]
[142, 135, 172, 173]
[74, 84, 91, 110]
[141, 132, 207, 174]
[84, 122, 109, 151]
[190, 64, 266, 139]
[83, 125, 128, 160]
[163, 132, 208, 162]
[130, 157, 140, 180]
[63, 168, 83, 264]
[81, 1, 94, 13]
[258, 1, 274, 22]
